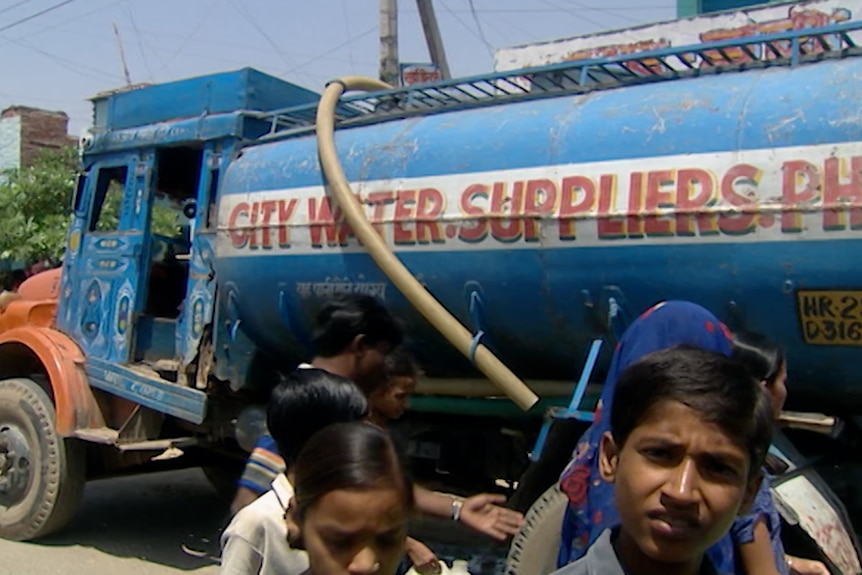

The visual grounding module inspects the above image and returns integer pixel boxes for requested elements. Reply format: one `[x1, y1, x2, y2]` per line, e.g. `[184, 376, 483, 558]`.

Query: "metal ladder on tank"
[247, 20, 862, 143]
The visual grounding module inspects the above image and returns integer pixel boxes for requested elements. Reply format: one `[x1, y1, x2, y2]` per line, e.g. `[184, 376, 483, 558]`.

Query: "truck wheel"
[0, 377, 85, 541]
[506, 483, 568, 575]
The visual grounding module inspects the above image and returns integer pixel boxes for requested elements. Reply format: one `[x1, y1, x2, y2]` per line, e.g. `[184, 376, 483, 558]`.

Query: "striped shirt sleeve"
[236, 434, 287, 495]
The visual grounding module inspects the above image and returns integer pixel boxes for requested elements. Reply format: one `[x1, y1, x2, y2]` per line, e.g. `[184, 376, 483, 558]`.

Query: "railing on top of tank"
[248, 20, 862, 143]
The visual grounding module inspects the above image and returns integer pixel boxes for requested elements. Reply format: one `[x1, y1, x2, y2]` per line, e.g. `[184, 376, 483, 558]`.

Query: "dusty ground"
[0, 468, 508, 575]
[0, 468, 223, 575]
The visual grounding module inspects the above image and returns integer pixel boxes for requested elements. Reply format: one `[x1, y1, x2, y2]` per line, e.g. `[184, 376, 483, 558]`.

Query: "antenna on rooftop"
[112, 22, 133, 86]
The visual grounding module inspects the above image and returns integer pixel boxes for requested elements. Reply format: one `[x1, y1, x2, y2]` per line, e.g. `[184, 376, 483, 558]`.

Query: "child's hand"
[458, 493, 525, 541]
[787, 556, 830, 575]
[406, 538, 440, 574]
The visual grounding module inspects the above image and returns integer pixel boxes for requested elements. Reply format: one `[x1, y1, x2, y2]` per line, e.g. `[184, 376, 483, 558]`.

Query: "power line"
[0, 0, 32, 17]
[536, 0, 636, 35]
[402, 6, 670, 13]
[154, 1, 216, 79]
[341, 0, 357, 75]
[563, 0, 651, 26]
[0, 0, 127, 47]
[0, 0, 78, 34]
[467, 0, 495, 56]
[1, 34, 119, 82]
[281, 25, 376, 77]
[127, 6, 153, 82]
[439, 0, 494, 57]
[226, 0, 317, 88]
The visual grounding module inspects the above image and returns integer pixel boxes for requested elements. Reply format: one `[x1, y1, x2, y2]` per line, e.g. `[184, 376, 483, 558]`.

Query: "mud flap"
[770, 431, 861, 575]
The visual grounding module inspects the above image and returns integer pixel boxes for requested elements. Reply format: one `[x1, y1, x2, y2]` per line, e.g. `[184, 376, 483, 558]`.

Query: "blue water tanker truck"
[0, 9, 858, 574]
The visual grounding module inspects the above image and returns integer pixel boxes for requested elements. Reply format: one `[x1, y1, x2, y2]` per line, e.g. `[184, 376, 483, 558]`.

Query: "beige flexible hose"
[316, 76, 539, 411]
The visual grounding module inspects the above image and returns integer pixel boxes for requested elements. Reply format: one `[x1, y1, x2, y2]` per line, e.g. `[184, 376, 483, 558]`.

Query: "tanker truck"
[0, 3, 860, 572]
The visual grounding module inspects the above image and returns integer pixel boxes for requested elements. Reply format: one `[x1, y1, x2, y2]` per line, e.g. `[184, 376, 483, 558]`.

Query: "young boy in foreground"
[220, 368, 369, 575]
[553, 346, 774, 575]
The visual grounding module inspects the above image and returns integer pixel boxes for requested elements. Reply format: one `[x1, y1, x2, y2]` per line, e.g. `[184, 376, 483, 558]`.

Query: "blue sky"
[0, 0, 675, 134]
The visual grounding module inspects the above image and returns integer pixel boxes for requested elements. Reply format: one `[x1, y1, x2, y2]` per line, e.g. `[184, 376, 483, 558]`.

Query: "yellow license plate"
[797, 290, 862, 345]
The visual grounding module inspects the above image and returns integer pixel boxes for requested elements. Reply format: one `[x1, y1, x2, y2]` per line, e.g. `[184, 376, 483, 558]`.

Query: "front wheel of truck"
[0, 377, 85, 541]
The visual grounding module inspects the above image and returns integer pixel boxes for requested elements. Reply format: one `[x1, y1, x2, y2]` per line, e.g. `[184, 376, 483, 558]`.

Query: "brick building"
[0, 106, 76, 172]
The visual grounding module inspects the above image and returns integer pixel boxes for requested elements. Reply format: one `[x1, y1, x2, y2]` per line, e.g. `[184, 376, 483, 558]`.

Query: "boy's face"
[599, 399, 760, 566]
[371, 376, 416, 422]
[349, 337, 392, 387]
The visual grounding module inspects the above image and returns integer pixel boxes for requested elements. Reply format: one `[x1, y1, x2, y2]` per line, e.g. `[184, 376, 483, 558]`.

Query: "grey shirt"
[551, 529, 724, 575]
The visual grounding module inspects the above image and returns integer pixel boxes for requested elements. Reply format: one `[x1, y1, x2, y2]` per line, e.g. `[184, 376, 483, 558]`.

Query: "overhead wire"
[439, 0, 494, 58]
[1, 34, 119, 82]
[0, 0, 32, 17]
[126, 6, 153, 82]
[154, 0, 217, 78]
[467, 0, 495, 56]
[537, 0, 641, 36]
[281, 25, 377, 77]
[0, 0, 128, 47]
[226, 0, 318, 88]
[341, 0, 357, 75]
[0, 0, 79, 34]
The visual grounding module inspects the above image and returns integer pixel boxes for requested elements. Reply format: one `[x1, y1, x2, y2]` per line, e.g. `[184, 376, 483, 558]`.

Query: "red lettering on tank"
[367, 191, 395, 238]
[308, 197, 341, 248]
[490, 181, 524, 242]
[277, 199, 298, 248]
[597, 175, 625, 239]
[675, 169, 717, 236]
[415, 188, 445, 244]
[782, 160, 821, 233]
[719, 164, 760, 235]
[228, 202, 250, 249]
[644, 170, 676, 237]
[558, 176, 596, 241]
[248, 202, 260, 249]
[393, 190, 418, 245]
[523, 179, 557, 242]
[626, 172, 646, 238]
[458, 184, 489, 243]
[259, 201, 278, 249]
[823, 157, 862, 231]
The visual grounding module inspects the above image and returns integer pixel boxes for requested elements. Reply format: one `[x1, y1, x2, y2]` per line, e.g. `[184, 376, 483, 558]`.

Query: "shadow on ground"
[38, 467, 227, 571]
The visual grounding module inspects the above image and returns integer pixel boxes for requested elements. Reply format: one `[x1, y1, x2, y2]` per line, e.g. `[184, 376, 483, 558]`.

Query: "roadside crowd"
[217, 294, 832, 575]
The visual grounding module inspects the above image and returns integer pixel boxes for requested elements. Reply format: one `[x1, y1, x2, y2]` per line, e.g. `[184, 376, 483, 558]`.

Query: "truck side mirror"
[182, 199, 197, 220]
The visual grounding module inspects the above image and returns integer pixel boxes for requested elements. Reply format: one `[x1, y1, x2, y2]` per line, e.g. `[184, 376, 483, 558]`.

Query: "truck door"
[59, 155, 154, 363]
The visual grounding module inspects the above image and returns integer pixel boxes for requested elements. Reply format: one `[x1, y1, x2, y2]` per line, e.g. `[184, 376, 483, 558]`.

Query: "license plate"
[797, 290, 862, 346]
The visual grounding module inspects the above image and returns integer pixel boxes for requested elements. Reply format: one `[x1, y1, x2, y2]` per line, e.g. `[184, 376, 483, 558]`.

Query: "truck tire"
[0, 377, 85, 541]
[506, 483, 568, 575]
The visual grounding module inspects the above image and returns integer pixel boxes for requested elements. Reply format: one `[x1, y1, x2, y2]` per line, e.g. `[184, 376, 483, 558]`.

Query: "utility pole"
[112, 22, 132, 85]
[379, 0, 399, 86]
[416, 0, 451, 80]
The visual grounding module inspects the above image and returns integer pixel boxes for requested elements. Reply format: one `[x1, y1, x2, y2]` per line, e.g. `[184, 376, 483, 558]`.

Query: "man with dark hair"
[231, 294, 403, 514]
[553, 346, 774, 575]
[220, 368, 369, 575]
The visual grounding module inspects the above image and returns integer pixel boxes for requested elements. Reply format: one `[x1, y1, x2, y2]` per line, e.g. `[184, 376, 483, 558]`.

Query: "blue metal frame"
[250, 21, 862, 142]
[85, 358, 207, 424]
[530, 340, 603, 462]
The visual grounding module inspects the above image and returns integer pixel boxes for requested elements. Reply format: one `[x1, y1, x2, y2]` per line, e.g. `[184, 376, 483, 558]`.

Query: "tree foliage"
[0, 147, 77, 267]
[0, 147, 185, 271]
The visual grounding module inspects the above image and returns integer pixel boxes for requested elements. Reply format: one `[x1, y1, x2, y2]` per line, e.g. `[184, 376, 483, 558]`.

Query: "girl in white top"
[286, 422, 414, 575]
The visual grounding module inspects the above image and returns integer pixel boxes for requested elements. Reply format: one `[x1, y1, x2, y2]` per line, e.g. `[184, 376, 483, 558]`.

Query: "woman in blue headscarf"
[557, 300, 738, 570]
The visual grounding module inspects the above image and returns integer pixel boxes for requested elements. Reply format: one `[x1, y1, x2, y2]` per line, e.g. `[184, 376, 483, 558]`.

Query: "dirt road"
[0, 467, 510, 575]
[0, 468, 223, 575]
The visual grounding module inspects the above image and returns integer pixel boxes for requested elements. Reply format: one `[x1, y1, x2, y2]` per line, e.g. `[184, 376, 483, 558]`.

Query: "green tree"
[0, 147, 77, 268]
[0, 147, 185, 275]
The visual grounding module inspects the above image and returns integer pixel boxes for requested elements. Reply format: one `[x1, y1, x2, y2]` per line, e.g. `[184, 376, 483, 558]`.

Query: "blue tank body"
[214, 56, 862, 412]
